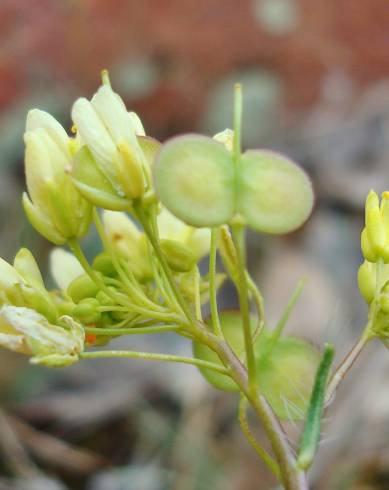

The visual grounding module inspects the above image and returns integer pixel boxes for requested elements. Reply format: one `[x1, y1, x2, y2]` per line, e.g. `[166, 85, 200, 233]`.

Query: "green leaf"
[154, 135, 235, 227]
[297, 344, 335, 470]
[238, 150, 314, 234]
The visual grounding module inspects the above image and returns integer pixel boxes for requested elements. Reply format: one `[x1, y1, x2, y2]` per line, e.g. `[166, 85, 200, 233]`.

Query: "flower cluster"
[0, 72, 215, 364]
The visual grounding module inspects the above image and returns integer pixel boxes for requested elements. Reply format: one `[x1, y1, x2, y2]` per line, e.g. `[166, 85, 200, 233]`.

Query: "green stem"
[247, 274, 266, 341]
[134, 203, 195, 327]
[231, 225, 257, 391]
[68, 238, 125, 305]
[209, 228, 222, 336]
[325, 324, 370, 406]
[193, 266, 203, 321]
[267, 279, 305, 354]
[238, 397, 281, 478]
[326, 259, 383, 405]
[93, 208, 161, 311]
[194, 327, 305, 489]
[233, 83, 242, 161]
[84, 325, 181, 336]
[80, 350, 229, 375]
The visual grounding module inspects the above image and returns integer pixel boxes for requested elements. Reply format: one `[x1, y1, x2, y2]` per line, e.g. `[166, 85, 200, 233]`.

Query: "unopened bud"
[67, 274, 99, 303]
[161, 239, 197, 272]
[361, 191, 389, 263]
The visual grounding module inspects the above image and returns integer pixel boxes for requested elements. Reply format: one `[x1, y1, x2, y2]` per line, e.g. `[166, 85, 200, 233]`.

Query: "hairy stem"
[238, 397, 281, 478]
[325, 328, 370, 406]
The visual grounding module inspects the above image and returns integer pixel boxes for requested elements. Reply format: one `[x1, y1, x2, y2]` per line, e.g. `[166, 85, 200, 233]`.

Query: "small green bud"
[379, 293, 389, 314]
[67, 274, 99, 303]
[96, 289, 116, 307]
[157, 207, 211, 261]
[92, 252, 117, 277]
[72, 298, 101, 324]
[160, 239, 197, 272]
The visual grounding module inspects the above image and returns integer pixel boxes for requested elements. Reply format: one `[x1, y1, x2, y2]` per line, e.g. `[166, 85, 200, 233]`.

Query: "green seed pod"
[154, 135, 235, 227]
[193, 310, 261, 392]
[67, 274, 99, 303]
[193, 311, 320, 420]
[92, 252, 117, 277]
[72, 298, 101, 324]
[257, 337, 321, 421]
[237, 150, 314, 234]
[160, 239, 197, 273]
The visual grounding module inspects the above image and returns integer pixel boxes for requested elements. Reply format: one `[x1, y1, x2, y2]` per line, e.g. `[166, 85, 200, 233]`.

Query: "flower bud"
[72, 298, 101, 324]
[361, 191, 389, 263]
[0, 305, 84, 367]
[157, 208, 211, 261]
[357, 260, 389, 304]
[160, 239, 197, 273]
[92, 252, 117, 277]
[23, 110, 92, 244]
[102, 210, 152, 281]
[0, 249, 58, 322]
[71, 83, 147, 203]
[67, 274, 100, 304]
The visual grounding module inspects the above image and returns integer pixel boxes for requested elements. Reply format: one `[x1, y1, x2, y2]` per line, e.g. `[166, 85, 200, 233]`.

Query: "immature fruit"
[193, 311, 321, 420]
[154, 135, 314, 234]
[237, 150, 314, 234]
[257, 336, 321, 421]
[155, 135, 235, 227]
[67, 274, 99, 303]
[193, 311, 264, 392]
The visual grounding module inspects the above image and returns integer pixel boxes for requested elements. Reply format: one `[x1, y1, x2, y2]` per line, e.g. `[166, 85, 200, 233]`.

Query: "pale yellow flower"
[23, 110, 92, 244]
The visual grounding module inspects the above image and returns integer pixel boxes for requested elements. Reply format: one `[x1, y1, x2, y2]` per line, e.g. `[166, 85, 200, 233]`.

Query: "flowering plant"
[1, 71, 386, 489]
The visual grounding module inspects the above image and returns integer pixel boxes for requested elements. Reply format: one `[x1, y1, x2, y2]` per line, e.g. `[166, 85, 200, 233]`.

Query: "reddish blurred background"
[1, 2, 389, 489]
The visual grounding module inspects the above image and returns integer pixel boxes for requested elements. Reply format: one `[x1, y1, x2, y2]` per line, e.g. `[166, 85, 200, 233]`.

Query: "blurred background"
[1, 1, 389, 489]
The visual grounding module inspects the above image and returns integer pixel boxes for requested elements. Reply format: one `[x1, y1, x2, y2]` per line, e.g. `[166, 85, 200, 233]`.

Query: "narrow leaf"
[297, 343, 335, 470]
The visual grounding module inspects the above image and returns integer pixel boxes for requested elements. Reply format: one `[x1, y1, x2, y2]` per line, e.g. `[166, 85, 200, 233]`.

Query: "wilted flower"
[23, 109, 92, 244]
[0, 305, 84, 367]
